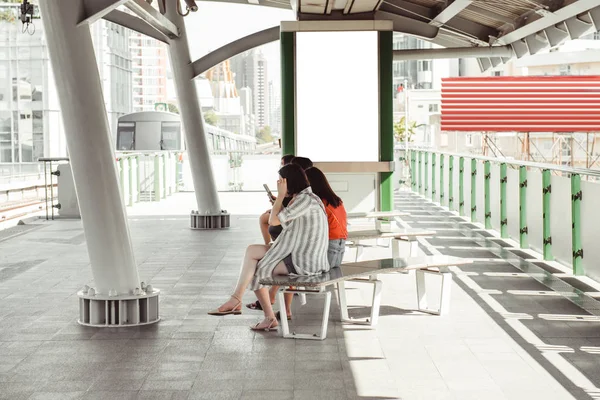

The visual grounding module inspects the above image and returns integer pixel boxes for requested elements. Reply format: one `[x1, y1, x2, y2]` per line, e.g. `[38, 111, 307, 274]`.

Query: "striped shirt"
[250, 187, 330, 291]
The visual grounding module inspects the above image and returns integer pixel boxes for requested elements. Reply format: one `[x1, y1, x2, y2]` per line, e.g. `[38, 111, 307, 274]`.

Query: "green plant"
[393, 116, 424, 143]
[257, 126, 273, 144]
[204, 110, 218, 125]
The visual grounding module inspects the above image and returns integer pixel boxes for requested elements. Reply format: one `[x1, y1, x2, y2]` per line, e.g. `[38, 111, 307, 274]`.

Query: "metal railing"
[408, 149, 600, 281]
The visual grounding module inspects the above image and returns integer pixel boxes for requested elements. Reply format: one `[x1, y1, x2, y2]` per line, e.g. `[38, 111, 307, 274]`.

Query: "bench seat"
[260, 255, 472, 340]
[346, 228, 436, 261]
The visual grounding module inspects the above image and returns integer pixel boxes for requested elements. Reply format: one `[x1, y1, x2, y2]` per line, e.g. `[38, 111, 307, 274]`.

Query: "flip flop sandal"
[246, 300, 263, 310]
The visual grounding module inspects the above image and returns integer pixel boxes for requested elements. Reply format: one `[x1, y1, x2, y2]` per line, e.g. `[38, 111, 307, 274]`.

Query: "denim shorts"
[328, 239, 346, 268]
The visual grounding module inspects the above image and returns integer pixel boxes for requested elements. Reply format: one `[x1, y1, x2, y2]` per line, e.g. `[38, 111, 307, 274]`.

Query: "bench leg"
[337, 281, 349, 321]
[355, 245, 364, 262]
[415, 270, 453, 316]
[409, 239, 420, 257]
[339, 278, 382, 327]
[279, 289, 332, 340]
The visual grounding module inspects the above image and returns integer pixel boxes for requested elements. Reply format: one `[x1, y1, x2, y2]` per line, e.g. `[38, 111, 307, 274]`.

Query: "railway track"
[0, 199, 47, 223]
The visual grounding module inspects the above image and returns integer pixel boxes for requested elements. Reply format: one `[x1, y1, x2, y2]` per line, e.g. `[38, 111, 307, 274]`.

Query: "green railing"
[116, 151, 183, 206]
[409, 149, 600, 279]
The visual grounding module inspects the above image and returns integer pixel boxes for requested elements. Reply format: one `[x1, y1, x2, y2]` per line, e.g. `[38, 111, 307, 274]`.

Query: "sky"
[184, 3, 294, 85]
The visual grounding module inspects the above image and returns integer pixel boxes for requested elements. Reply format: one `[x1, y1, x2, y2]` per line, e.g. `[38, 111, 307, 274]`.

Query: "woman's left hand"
[276, 178, 287, 199]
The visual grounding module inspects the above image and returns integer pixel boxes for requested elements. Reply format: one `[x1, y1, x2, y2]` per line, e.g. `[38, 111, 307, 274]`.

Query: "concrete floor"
[0, 192, 598, 399]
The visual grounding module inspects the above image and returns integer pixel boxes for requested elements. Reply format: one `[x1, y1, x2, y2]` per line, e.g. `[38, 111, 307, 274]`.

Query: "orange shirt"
[323, 200, 348, 240]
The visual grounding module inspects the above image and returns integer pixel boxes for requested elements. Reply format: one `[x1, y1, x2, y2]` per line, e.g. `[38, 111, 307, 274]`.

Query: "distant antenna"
[20, 0, 35, 35]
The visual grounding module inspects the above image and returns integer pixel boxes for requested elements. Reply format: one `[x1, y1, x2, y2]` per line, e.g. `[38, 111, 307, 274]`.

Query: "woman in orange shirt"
[304, 167, 348, 268]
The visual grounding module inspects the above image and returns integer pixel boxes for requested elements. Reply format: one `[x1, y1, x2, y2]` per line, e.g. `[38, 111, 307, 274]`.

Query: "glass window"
[160, 121, 181, 150]
[117, 122, 135, 150]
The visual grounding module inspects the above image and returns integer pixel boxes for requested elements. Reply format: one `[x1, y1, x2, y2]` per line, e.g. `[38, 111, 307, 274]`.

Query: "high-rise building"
[0, 5, 134, 170]
[130, 32, 168, 113]
[230, 49, 269, 129]
[268, 81, 281, 137]
[91, 21, 133, 136]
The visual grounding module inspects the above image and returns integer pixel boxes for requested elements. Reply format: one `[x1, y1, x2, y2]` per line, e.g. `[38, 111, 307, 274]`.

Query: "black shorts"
[283, 254, 297, 274]
[268, 225, 283, 241]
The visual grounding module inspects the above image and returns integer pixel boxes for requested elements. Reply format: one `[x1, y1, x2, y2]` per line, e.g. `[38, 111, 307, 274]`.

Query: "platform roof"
[197, 0, 600, 71]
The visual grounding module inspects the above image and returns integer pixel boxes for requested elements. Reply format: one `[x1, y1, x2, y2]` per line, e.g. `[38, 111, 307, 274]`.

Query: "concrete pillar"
[164, 0, 221, 214]
[39, 0, 139, 295]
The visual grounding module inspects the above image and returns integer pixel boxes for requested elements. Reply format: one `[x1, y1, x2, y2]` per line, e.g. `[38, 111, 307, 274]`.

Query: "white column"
[39, 0, 140, 295]
[165, 1, 221, 214]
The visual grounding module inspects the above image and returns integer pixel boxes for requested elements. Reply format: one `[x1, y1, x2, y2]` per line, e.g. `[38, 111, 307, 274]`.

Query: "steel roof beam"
[191, 26, 280, 78]
[496, 0, 600, 45]
[79, 0, 130, 25]
[375, 11, 439, 38]
[430, 0, 472, 27]
[124, 0, 179, 38]
[103, 9, 168, 44]
[393, 45, 512, 60]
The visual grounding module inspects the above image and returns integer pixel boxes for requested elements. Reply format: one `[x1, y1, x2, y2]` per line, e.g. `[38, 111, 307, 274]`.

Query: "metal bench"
[347, 210, 409, 231]
[346, 228, 436, 261]
[259, 255, 472, 340]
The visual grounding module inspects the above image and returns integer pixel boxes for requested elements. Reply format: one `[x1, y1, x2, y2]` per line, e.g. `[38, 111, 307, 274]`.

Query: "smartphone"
[263, 184, 274, 200]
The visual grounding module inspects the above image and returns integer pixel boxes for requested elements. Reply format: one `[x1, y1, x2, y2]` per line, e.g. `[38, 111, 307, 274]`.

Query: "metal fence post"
[571, 173, 583, 275]
[449, 155, 454, 211]
[154, 154, 161, 202]
[136, 155, 141, 200]
[424, 152, 429, 198]
[411, 151, 417, 192]
[119, 157, 126, 203]
[439, 154, 445, 206]
[542, 169, 553, 260]
[128, 156, 134, 207]
[471, 158, 477, 222]
[484, 160, 491, 229]
[459, 157, 465, 216]
[519, 166, 528, 249]
[162, 153, 167, 199]
[431, 153, 436, 201]
[418, 151, 422, 194]
[500, 163, 508, 238]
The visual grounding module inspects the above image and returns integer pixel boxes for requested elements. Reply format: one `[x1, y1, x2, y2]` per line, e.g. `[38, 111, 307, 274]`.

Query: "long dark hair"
[279, 164, 309, 196]
[305, 167, 342, 208]
[281, 154, 295, 165]
[291, 156, 313, 170]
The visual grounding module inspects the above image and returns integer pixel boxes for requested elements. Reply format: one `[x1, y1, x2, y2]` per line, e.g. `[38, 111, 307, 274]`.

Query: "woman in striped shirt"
[209, 163, 330, 331]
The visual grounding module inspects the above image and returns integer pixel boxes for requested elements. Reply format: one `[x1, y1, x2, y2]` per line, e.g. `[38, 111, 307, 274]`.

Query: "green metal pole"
[484, 161, 491, 229]
[500, 163, 508, 238]
[439, 154, 445, 206]
[519, 166, 528, 249]
[424, 152, 429, 198]
[459, 157, 465, 216]
[378, 31, 394, 212]
[449, 155, 454, 211]
[431, 153, 436, 201]
[542, 169, 553, 260]
[281, 31, 296, 156]
[411, 151, 417, 192]
[154, 154, 160, 202]
[418, 151, 422, 194]
[471, 158, 477, 222]
[162, 153, 167, 199]
[119, 158, 126, 203]
[571, 174, 583, 275]
[128, 156, 134, 207]
[136, 155, 141, 200]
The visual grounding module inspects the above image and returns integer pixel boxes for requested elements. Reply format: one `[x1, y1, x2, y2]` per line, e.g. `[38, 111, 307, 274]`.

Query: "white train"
[116, 111, 256, 153]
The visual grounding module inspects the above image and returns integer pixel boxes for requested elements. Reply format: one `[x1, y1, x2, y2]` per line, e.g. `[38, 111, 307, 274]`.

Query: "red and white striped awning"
[441, 76, 600, 132]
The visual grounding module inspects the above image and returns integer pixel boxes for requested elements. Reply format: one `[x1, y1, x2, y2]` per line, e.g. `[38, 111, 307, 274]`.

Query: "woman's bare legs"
[268, 286, 293, 319]
[216, 244, 269, 312]
[259, 211, 271, 245]
[252, 262, 288, 329]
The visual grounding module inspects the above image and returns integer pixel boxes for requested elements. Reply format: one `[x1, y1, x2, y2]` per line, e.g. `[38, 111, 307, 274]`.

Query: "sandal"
[246, 300, 263, 311]
[275, 311, 292, 321]
[208, 295, 242, 316]
[250, 317, 278, 332]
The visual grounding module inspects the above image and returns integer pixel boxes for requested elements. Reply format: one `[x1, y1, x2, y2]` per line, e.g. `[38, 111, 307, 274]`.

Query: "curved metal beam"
[191, 26, 280, 78]
[375, 11, 438, 38]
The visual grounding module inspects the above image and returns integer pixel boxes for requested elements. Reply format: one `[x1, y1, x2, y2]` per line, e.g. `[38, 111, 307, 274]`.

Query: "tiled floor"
[0, 192, 598, 399]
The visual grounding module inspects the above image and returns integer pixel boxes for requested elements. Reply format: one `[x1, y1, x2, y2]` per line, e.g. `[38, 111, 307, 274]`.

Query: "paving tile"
[241, 390, 293, 399]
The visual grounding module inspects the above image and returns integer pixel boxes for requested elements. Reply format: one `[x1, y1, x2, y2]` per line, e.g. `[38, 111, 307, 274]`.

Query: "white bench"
[347, 210, 409, 231]
[259, 255, 472, 340]
[346, 228, 436, 261]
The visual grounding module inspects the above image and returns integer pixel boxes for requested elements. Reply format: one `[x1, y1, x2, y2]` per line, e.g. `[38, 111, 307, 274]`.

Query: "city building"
[268, 81, 281, 137]
[130, 32, 168, 113]
[230, 49, 269, 129]
[91, 21, 133, 136]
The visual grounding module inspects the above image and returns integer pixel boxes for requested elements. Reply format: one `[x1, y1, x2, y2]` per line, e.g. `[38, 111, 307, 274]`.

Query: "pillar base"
[190, 211, 230, 229]
[77, 285, 160, 327]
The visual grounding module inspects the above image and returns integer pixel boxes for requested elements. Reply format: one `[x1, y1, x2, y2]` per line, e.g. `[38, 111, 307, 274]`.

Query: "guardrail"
[408, 149, 600, 281]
